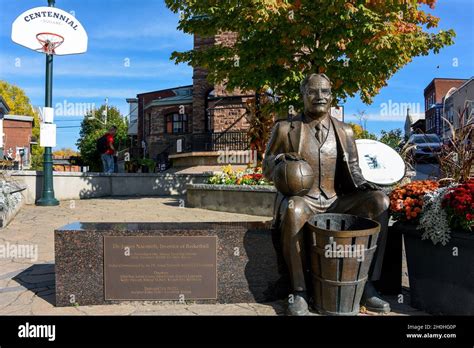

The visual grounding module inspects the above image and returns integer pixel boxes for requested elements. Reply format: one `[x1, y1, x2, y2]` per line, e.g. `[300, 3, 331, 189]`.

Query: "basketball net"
[36, 32, 64, 55]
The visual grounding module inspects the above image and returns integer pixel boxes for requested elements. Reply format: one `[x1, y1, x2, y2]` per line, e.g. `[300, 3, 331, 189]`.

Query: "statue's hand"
[275, 152, 304, 164]
[359, 181, 380, 191]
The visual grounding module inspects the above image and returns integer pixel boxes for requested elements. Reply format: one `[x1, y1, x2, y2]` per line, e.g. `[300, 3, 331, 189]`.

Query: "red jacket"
[104, 133, 114, 155]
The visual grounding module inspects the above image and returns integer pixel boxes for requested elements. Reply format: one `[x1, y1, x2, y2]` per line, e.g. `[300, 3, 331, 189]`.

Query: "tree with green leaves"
[166, 0, 454, 114]
[0, 80, 43, 169]
[76, 105, 127, 171]
[379, 128, 403, 149]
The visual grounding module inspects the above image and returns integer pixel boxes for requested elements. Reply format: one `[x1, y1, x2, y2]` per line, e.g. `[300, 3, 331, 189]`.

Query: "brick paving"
[0, 197, 423, 315]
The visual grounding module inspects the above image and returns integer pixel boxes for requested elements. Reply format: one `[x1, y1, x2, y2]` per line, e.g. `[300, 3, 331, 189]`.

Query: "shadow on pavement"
[12, 263, 55, 306]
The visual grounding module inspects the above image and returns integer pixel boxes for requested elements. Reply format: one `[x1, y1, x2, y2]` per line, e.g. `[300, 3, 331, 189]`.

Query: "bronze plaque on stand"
[104, 236, 217, 300]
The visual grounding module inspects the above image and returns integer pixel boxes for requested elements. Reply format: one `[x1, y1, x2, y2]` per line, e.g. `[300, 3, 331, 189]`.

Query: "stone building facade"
[133, 32, 254, 164]
[443, 78, 474, 138]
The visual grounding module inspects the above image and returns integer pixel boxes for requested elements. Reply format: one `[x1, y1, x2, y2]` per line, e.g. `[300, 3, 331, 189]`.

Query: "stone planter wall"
[0, 180, 26, 228]
[186, 184, 277, 217]
[12, 171, 212, 204]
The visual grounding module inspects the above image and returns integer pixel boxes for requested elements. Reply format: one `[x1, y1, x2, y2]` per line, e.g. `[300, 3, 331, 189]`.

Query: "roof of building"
[0, 96, 10, 114]
[137, 85, 193, 97]
[4, 115, 34, 122]
[423, 77, 469, 94]
[143, 86, 194, 110]
[144, 94, 193, 110]
[412, 119, 426, 127]
[445, 78, 474, 99]
[405, 109, 425, 124]
[53, 159, 72, 165]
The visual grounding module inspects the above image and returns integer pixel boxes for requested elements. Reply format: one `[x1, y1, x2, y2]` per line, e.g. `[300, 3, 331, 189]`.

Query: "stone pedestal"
[55, 222, 288, 307]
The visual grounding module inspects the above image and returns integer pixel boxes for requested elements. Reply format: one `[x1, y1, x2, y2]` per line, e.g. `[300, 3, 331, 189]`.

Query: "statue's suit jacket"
[263, 114, 369, 223]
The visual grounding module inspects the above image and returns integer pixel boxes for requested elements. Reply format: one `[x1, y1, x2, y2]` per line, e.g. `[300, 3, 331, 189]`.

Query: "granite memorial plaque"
[104, 236, 217, 300]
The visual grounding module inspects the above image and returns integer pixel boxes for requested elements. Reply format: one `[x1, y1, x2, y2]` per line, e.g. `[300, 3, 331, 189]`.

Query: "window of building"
[165, 113, 188, 134]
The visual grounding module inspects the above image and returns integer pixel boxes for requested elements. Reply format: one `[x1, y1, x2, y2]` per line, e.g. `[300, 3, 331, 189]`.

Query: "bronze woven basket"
[307, 213, 380, 316]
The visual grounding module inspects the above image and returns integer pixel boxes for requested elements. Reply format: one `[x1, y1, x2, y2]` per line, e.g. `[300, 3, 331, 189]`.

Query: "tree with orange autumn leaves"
[166, 0, 454, 113]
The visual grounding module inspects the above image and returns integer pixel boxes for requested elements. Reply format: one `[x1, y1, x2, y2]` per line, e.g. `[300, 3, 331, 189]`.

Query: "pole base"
[36, 197, 60, 206]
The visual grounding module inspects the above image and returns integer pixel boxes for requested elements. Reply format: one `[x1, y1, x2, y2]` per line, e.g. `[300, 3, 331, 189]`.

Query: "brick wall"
[193, 31, 253, 134]
[3, 119, 32, 153]
[208, 97, 252, 132]
[137, 89, 178, 150]
[137, 32, 255, 159]
[424, 78, 467, 110]
[192, 34, 216, 134]
[424, 78, 468, 136]
[144, 104, 193, 159]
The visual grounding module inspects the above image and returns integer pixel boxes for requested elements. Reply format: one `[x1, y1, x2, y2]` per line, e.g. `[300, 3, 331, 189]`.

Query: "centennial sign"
[104, 236, 217, 300]
[11, 6, 88, 55]
[11, 3, 88, 206]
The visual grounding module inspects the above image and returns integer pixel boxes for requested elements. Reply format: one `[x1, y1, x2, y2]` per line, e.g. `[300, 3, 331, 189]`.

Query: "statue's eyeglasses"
[305, 88, 331, 96]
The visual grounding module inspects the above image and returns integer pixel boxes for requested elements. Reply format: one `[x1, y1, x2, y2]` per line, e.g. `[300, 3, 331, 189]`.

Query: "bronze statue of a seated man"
[263, 73, 391, 315]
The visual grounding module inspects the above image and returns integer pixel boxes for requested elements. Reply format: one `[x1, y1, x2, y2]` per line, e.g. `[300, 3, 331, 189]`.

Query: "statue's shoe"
[286, 293, 310, 316]
[361, 295, 391, 313]
[361, 281, 391, 313]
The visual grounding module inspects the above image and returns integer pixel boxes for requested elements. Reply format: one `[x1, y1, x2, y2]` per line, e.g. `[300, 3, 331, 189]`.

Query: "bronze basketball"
[273, 157, 315, 196]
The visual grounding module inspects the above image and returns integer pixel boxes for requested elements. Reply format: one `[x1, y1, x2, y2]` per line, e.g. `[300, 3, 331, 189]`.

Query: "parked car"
[407, 134, 442, 162]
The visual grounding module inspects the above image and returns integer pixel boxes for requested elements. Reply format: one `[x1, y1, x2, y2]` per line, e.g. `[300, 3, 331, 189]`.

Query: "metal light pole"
[36, 0, 59, 206]
[104, 97, 108, 124]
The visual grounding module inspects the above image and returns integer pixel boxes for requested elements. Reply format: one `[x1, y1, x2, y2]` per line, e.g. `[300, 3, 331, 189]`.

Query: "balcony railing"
[170, 131, 250, 154]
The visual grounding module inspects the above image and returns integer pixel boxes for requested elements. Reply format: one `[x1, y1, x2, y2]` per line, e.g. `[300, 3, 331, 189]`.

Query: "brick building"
[132, 32, 254, 168]
[424, 78, 468, 137]
[2, 115, 34, 168]
[53, 156, 82, 172]
[0, 96, 34, 168]
[0, 97, 9, 158]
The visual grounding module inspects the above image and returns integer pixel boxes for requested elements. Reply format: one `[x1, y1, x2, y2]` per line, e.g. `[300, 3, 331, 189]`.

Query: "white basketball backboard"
[355, 139, 405, 186]
[11, 6, 88, 55]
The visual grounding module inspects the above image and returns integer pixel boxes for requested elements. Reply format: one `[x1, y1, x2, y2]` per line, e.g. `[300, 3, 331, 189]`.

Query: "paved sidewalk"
[0, 197, 423, 315]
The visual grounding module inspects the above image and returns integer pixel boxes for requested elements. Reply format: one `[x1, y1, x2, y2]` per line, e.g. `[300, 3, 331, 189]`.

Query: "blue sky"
[0, 0, 473, 150]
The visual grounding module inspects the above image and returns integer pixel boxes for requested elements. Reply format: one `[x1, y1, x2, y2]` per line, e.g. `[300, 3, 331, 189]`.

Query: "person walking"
[97, 126, 117, 173]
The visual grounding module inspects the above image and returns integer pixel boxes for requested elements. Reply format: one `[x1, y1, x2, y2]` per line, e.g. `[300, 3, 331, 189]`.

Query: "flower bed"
[207, 165, 271, 186]
[390, 179, 472, 245]
[390, 178, 474, 315]
[389, 180, 439, 222]
[442, 180, 474, 231]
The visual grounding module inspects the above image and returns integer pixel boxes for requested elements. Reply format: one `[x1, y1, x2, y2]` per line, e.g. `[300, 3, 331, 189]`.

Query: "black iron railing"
[170, 131, 250, 154]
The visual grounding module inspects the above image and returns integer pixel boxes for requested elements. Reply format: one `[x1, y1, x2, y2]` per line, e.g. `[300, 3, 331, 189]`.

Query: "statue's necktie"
[315, 123, 323, 143]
